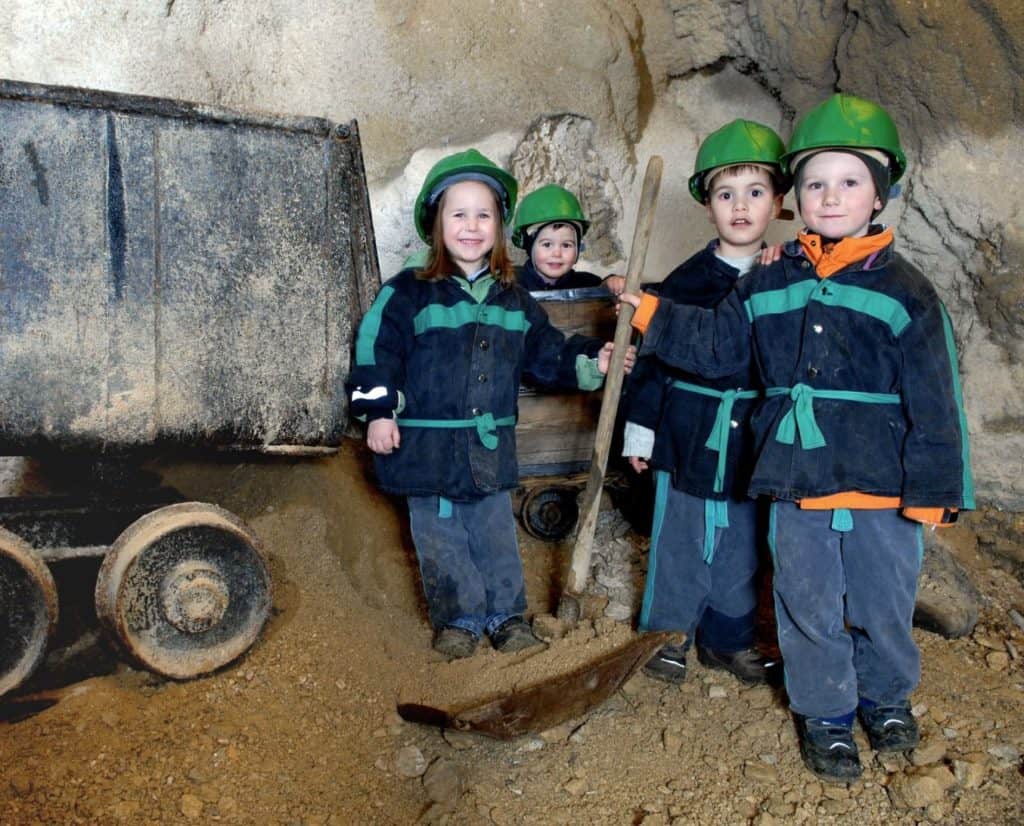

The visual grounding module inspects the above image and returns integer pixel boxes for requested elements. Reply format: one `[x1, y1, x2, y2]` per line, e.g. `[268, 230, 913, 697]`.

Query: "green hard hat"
[688, 119, 787, 203]
[511, 184, 590, 249]
[781, 93, 907, 183]
[412, 148, 518, 242]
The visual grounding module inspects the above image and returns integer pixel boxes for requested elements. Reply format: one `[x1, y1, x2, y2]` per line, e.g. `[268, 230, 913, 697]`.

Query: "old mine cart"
[514, 285, 617, 540]
[0, 79, 379, 698]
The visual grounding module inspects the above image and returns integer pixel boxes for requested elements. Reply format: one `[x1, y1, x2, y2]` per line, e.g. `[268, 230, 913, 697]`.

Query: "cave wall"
[1, 0, 1020, 506]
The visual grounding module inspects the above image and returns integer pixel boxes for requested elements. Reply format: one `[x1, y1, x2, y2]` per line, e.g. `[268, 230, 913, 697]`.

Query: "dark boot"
[858, 701, 919, 753]
[432, 626, 479, 659]
[795, 714, 863, 784]
[489, 617, 543, 653]
[642, 643, 688, 684]
[697, 646, 781, 686]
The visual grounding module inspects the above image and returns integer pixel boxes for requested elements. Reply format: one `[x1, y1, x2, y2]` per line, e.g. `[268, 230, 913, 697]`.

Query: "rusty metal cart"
[0, 79, 379, 698]
[514, 285, 618, 540]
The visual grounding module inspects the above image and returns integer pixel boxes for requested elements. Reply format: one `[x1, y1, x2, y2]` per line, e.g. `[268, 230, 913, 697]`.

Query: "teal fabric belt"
[396, 412, 516, 450]
[765, 383, 900, 450]
[673, 380, 760, 493]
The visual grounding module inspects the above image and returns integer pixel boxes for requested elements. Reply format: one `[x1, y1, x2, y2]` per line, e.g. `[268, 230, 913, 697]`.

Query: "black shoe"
[433, 626, 479, 659]
[489, 617, 543, 653]
[795, 715, 863, 784]
[643, 643, 688, 684]
[697, 646, 781, 686]
[858, 702, 919, 753]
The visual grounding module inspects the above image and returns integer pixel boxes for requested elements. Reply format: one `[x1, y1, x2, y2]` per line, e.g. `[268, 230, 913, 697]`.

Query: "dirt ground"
[2, 443, 1023, 825]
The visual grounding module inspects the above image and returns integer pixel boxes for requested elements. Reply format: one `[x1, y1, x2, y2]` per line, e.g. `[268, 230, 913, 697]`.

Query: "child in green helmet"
[621, 94, 973, 784]
[512, 184, 626, 294]
[621, 119, 788, 689]
[347, 149, 634, 660]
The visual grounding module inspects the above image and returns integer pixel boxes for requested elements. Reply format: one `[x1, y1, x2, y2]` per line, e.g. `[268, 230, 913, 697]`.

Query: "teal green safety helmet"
[412, 148, 518, 242]
[689, 119, 788, 203]
[511, 184, 590, 249]
[781, 93, 907, 182]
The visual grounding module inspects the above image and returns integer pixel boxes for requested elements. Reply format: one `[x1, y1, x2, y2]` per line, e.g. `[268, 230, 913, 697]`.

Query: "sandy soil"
[1, 443, 1023, 825]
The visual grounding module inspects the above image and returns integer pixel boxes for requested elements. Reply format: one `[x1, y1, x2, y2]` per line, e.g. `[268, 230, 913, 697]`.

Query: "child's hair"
[417, 187, 515, 286]
[704, 163, 786, 202]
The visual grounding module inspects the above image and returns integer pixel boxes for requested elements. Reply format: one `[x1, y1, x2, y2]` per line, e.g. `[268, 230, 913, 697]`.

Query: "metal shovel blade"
[397, 631, 676, 740]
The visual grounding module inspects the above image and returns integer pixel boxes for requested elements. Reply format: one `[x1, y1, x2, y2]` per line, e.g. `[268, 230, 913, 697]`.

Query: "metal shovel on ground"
[398, 157, 674, 740]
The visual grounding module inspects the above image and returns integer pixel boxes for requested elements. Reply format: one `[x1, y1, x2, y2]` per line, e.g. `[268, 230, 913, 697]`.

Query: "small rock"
[423, 758, 462, 806]
[986, 651, 1010, 671]
[540, 722, 575, 743]
[916, 765, 957, 791]
[952, 756, 987, 788]
[910, 739, 947, 766]
[766, 801, 796, 818]
[924, 800, 950, 823]
[743, 761, 778, 784]
[179, 793, 204, 820]
[941, 727, 958, 740]
[442, 730, 477, 751]
[218, 796, 238, 814]
[395, 745, 428, 778]
[886, 774, 945, 810]
[753, 814, 778, 826]
[986, 743, 1021, 768]
[563, 777, 588, 796]
[820, 798, 856, 815]
[662, 729, 683, 755]
[822, 785, 849, 800]
[758, 752, 777, 765]
[517, 738, 545, 752]
[708, 685, 728, 699]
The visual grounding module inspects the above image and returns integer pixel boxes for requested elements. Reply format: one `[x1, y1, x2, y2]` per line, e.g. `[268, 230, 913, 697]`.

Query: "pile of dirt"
[1, 443, 1023, 824]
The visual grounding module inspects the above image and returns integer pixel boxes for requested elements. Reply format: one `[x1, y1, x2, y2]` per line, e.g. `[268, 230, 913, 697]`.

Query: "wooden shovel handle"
[558, 156, 662, 620]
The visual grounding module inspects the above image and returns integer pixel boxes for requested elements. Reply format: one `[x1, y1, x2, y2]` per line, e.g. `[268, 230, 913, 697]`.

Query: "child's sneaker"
[858, 702, 919, 753]
[489, 617, 543, 653]
[795, 714, 863, 784]
[432, 626, 479, 659]
[696, 646, 781, 685]
[642, 643, 688, 684]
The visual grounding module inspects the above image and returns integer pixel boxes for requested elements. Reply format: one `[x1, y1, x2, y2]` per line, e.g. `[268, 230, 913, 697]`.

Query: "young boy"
[512, 184, 625, 294]
[621, 94, 973, 783]
[622, 119, 787, 687]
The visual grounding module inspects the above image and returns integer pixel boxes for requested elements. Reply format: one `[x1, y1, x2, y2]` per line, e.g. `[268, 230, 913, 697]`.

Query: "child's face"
[797, 151, 882, 239]
[531, 223, 579, 280]
[440, 180, 498, 275]
[705, 167, 781, 257]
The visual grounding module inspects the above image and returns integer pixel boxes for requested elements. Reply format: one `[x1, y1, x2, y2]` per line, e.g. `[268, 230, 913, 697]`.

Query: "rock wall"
[1, 1, 1021, 506]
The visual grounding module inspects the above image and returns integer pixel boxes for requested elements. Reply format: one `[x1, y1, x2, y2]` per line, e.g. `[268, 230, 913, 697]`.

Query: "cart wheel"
[0, 528, 58, 698]
[521, 486, 579, 541]
[95, 503, 271, 680]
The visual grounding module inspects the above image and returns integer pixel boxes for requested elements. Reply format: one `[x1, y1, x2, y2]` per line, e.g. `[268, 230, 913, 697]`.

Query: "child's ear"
[772, 194, 784, 219]
[705, 203, 715, 224]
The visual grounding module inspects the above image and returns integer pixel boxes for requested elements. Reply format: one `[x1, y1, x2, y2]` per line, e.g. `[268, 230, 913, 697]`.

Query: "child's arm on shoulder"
[618, 287, 751, 378]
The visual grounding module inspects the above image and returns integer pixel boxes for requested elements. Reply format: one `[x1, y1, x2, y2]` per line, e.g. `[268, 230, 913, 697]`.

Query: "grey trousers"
[407, 492, 526, 637]
[769, 501, 923, 719]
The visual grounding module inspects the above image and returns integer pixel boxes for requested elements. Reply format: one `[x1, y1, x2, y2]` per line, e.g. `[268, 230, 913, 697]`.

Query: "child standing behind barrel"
[347, 149, 633, 659]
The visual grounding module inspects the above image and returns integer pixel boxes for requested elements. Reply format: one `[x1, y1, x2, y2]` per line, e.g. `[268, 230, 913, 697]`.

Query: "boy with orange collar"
[621, 94, 974, 783]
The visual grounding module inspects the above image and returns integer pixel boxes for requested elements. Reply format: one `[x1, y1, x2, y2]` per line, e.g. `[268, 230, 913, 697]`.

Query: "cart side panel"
[516, 291, 617, 476]
[0, 80, 378, 452]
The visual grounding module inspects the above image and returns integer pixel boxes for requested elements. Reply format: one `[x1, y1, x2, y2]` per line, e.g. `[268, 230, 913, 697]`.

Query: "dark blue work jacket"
[639, 237, 974, 508]
[516, 261, 603, 291]
[623, 241, 759, 500]
[348, 268, 602, 500]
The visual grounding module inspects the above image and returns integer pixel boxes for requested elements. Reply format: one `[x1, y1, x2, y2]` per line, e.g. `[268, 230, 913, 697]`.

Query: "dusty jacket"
[623, 242, 759, 500]
[638, 236, 974, 508]
[347, 268, 602, 500]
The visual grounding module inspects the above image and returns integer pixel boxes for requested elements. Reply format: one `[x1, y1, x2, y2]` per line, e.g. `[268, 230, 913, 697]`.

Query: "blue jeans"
[407, 492, 527, 637]
[769, 502, 923, 719]
[639, 473, 761, 652]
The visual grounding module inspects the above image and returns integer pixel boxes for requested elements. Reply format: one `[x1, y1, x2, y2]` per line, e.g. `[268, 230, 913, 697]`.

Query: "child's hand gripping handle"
[557, 155, 663, 625]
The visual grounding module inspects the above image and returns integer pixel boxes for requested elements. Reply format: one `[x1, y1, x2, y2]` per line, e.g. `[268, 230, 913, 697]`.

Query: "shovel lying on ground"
[397, 158, 666, 740]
